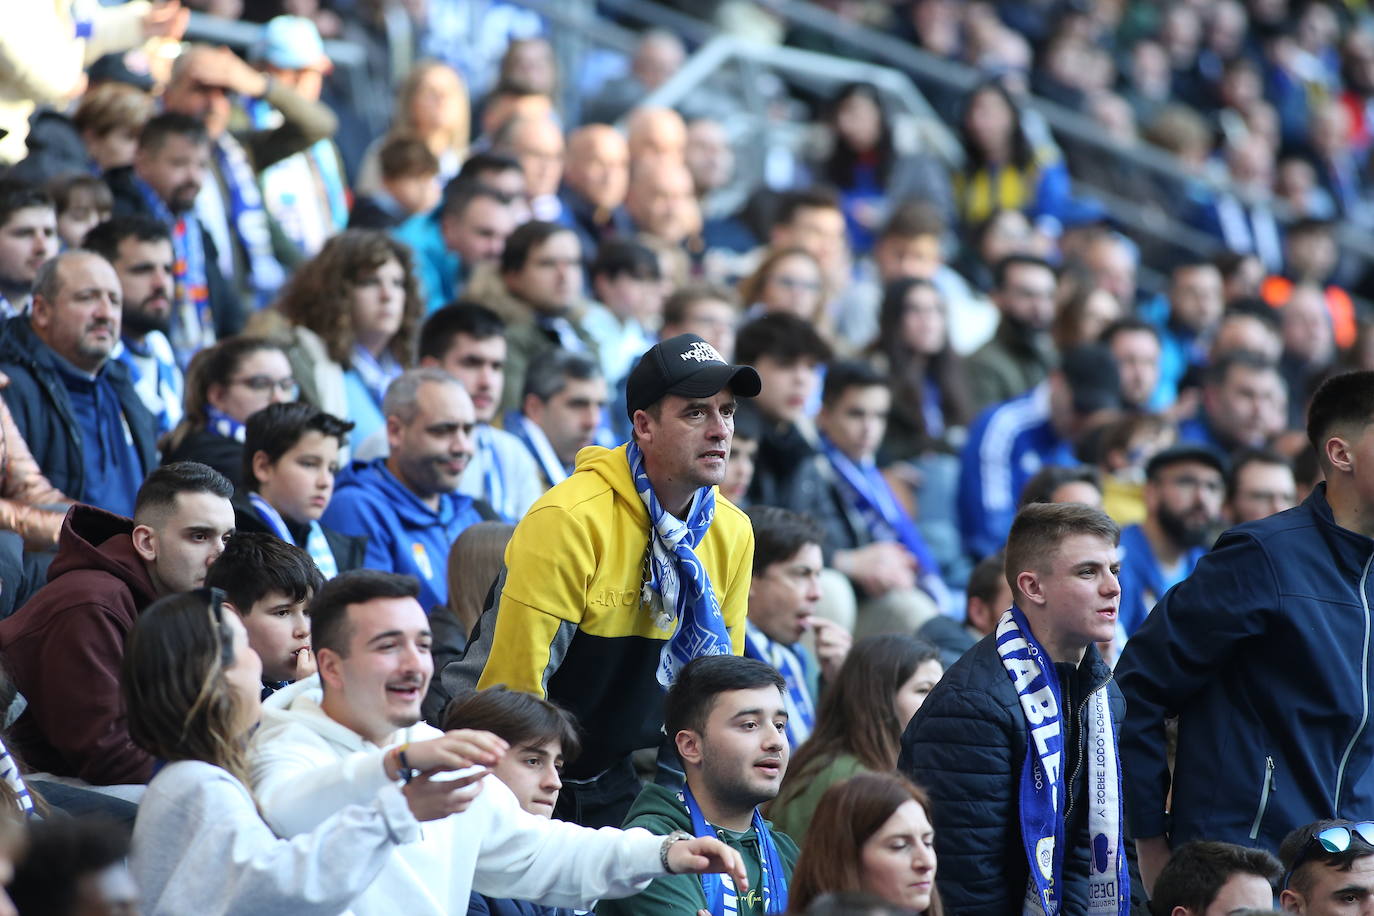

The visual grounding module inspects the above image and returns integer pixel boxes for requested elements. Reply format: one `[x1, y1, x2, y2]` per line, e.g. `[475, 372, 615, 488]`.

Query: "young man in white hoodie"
[249, 569, 747, 916]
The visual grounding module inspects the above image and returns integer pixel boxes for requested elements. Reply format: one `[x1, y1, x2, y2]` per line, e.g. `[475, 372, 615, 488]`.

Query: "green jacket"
[765, 752, 867, 846]
[596, 783, 800, 916]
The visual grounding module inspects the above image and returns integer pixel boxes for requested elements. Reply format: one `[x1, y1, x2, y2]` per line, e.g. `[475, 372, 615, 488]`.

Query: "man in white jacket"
[249, 569, 746, 916]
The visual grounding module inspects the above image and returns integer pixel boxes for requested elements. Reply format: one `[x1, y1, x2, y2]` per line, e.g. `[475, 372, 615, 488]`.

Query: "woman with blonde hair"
[264, 229, 424, 447]
[739, 247, 830, 328]
[356, 60, 470, 194]
[124, 588, 441, 913]
[787, 773, 942, 915]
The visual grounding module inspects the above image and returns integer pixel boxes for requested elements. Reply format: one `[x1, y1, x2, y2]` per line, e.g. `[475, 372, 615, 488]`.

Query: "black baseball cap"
[625, 334, 762, 420]
[1146, 443, 1230, 481]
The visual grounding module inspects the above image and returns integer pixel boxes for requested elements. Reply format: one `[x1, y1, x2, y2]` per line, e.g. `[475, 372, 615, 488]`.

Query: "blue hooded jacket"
[322, 459, 491, 611]
[1117, 483, 1374, 852]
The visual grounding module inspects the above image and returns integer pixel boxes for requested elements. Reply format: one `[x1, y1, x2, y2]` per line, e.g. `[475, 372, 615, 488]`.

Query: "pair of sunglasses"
[1282, 822, 1374, 888]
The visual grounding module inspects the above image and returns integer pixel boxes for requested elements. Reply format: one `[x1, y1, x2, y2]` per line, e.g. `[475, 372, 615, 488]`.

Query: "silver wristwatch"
[659, 830, 693, 873]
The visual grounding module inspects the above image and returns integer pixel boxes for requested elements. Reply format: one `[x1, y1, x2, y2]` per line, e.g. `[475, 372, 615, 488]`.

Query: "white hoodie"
[249, 678, 667, 916]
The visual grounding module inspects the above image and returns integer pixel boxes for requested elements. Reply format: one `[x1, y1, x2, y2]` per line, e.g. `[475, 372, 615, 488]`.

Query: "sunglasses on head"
[1282, 822, 1374, 888]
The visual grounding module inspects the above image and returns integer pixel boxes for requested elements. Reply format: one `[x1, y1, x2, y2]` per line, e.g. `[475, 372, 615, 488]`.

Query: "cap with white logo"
[624, 333, 762, 420]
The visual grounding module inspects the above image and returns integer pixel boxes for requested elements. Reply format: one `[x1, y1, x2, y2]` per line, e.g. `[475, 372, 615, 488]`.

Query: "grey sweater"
[130, 759, 419, 915]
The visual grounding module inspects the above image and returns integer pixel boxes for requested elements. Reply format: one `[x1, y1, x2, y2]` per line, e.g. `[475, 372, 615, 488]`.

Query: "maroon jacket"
[0, 505, 158, 785]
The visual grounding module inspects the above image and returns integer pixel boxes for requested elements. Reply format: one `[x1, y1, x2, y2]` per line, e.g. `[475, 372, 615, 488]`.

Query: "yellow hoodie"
[475, 443, 753, 778]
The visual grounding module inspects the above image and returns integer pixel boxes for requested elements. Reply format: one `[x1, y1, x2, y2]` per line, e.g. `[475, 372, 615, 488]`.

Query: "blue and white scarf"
[817, 435, 954, 615]
[0, 736, 34, 817]
[508, 410, 569, 488]
[133, 175, 214, 365]
[115, 332, 183, 437]
[682, 783, 788, 915]
[249, 99, 348, 257]
[206, 406, 246, 443]
[211, 134, 287, 308]
[473, 425, 509, 520]
[995, 607, 1127, 916]
[248, 492, 339, 579]
[350, 345, 403, 409]
[627, 441, 733, 688]
[743, 622, 815, 750]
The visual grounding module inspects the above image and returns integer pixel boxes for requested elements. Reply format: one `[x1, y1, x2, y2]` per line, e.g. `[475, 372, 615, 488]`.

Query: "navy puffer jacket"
[899, 634, 1126, 915]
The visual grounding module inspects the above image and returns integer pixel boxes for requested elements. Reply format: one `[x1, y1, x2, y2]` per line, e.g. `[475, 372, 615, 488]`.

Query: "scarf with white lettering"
[627, 440, 732, 687]
[995, 607, 1126, 916]
[682, 782, 788, 915]
[211, 134, 286, 308]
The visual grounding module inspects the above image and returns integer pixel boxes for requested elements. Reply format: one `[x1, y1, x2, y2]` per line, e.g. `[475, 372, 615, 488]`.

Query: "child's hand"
[293, 647, 317, 680]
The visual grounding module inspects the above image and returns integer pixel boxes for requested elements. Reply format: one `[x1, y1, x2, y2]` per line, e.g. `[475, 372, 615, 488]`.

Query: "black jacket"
[105, 166, 244, 338]
[899, 632, 1126, 915]
[747, 420, 846, 561]
[163, 428, 244, 491]
[0, 318, 157, 506]
[231, 496, 368, 574]
[1118, 483, 1374, 852]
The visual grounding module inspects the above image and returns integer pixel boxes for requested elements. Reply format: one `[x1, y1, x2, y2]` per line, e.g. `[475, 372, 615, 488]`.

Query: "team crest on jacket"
[411, 542, 432, 580]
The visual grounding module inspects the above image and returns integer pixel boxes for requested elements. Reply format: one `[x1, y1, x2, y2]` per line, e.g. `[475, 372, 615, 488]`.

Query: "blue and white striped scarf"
[248, 492, 339, 579]
[627, 441, 732, 688]
[743, 622, 815, 750]
[996, 607, 1127, 916]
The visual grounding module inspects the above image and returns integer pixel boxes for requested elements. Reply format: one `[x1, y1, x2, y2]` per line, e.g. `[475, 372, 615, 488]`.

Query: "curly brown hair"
[273, 229, 424, 367]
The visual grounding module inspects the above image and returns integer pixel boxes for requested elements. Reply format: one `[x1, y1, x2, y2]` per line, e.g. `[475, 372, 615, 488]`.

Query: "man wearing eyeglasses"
[1120, 370, 1374, 895]
[1113, 445, 1226, 650]
[1278, 820, 1374, 914]
[0, 250, 157, 518]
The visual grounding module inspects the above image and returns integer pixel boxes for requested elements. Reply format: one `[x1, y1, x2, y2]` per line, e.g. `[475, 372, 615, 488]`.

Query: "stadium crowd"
[2, 0, 1374, 913]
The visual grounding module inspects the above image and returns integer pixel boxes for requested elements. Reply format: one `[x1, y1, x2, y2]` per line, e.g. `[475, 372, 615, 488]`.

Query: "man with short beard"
[82, 216, 184, 437]
[322, 369, 496, 612]
[0, 251, 157, 517]
[597, 655, 799, 916]
[1115, 445, 1226, 645]
[106, 112, 241, 362]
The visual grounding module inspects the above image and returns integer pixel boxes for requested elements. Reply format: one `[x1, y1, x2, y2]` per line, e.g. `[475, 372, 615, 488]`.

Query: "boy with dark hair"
[735, 314, 832, 515]
[446, 686, 583, 916]
[815, 360, 950, 636]
[902, 502, 1128, 913]
[598, 654, 799, 916]
[1278, 820, 1374, 914]
[417, 301, 541, 521]
[349, 134, 441, 230]
[1149, 840, 1279, 916]
[234, 401, 365, 576]
[206, 531, 325, 690]
[0, 178, 58, 318]
[743, 505, 849, 752]
[1120, 370, 1374, 884]
[585, 238, 663, 383]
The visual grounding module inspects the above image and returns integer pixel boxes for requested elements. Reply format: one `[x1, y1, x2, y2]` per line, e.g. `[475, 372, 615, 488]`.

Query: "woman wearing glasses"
[124, 588, 449, 914]
[161, 337, 297, 490]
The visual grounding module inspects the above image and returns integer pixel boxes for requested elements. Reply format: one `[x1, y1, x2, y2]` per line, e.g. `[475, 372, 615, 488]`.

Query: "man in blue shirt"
[323, 368, 496, 610]
[1177, 350, 1287, 455]
[959, 344, 1121, 560]
[0, 251, 156, 517]
[1115, 445, 1226, 644]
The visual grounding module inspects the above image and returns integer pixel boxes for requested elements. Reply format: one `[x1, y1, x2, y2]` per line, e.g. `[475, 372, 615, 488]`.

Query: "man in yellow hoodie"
[447, 333, 761, 829]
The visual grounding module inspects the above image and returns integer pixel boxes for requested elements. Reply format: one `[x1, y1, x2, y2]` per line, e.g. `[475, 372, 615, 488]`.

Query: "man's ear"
[316, 647, 343, 691]
[632, 409, 654, 445]
[1016, 570, 1046, 608]
[131, 523, 157, 564]
[1278, 887, 1303, 913]
[1326, 435, 1354, 475]
[385, 413, 405, 451]
[523, 393, 544, 422]
[674, 729, 703, 768]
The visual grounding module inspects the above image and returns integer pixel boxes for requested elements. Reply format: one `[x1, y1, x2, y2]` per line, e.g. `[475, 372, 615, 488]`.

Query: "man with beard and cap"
[1113, 445, 1226, 648]
[0, 250, 157, 518]
[106, 113, 241, 364]
[82, 216, 183, 437]
[448, 334, 761, 829]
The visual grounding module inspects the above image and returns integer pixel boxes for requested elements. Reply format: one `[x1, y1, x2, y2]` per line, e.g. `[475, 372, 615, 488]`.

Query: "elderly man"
[626, 159, 701, 250]
[560, 125, 632, 256]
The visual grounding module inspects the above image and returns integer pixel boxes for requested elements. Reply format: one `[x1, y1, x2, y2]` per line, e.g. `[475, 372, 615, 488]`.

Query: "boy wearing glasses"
[1121, 371, 1374, 894]
[1278, 820, 1374, 914]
